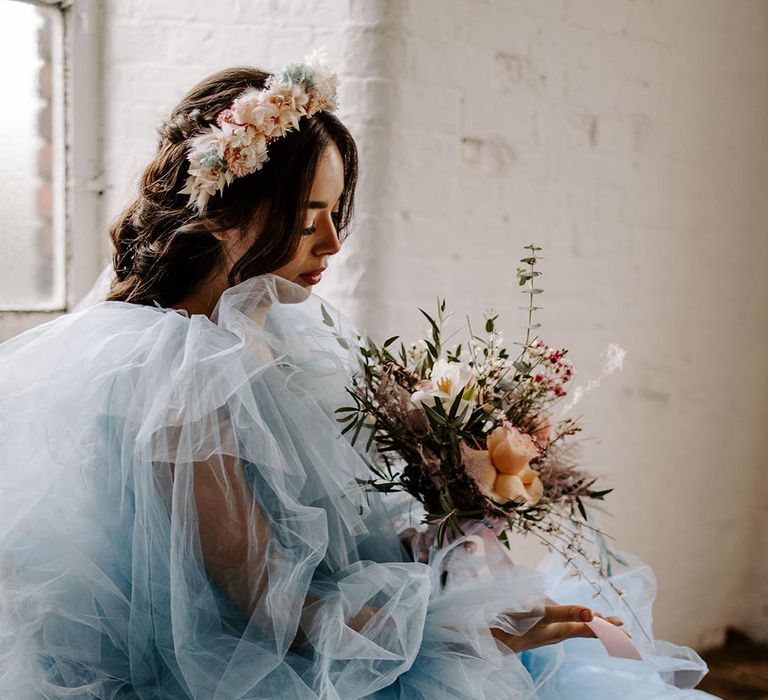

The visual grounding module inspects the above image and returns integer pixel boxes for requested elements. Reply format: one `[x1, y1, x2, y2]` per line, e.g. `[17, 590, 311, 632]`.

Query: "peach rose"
[487, 425, 543, 506]
[487, 425, 540, 475]
[460, 425, 544, 506]
[494, 467, 543, 506]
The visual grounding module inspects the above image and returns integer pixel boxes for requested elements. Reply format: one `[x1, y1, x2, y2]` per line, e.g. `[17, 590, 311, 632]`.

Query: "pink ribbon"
[585, 616, 643, 660]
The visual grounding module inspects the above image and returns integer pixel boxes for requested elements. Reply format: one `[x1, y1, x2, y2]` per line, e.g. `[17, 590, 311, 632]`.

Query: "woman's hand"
[491, 605, 625, 653]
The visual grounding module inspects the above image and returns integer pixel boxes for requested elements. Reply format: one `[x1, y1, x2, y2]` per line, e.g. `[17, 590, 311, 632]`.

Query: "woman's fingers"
[549, 621, 598, 642]
[496, 605, 630, 653]
[542, 605, 593, 623]
[543, 606, 625, 626]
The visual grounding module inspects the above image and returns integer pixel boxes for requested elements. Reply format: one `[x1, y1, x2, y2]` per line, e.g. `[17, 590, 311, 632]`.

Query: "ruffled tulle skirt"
[0, 275, 718, 698]
[350, 515, 712, 700]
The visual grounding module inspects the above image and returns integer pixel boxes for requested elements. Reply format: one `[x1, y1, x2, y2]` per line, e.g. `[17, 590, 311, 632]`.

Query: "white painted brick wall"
[97, 0, 768, 648]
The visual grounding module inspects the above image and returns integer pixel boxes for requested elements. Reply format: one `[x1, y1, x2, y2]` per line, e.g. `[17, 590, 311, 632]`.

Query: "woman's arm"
[190, 453, 272, 616]
[189, 457, 624, 655]
[189, 453, 382, 644]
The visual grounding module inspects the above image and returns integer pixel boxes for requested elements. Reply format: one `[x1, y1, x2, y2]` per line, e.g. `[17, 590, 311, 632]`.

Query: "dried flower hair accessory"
[179, 49, 339, 213]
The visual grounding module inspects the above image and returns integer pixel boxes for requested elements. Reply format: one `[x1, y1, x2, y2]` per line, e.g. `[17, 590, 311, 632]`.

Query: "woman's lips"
[300, 270, 324, 285]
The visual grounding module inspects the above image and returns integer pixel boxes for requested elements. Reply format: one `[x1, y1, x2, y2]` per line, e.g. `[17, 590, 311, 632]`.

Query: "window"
[0, 0, 102, 340]
[0, 0, 65, 310]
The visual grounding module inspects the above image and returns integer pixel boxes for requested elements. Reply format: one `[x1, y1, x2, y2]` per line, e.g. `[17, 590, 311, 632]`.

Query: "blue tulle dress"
[0, 274, 718, 699]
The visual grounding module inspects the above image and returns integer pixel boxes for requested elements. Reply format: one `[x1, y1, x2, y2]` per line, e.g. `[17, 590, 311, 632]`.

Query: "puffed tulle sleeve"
[0, 275, 555, 699]
[0, 275, 720, 699]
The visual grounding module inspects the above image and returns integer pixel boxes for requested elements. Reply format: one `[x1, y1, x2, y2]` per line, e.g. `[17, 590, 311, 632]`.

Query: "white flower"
[265, 83, 311, 136]
[231, 91, 281, 135]
[304, 47, 339, 113]
[179, 129, 232, 211]
[217, 123, 268, 177]
[410, 359, 477, 424]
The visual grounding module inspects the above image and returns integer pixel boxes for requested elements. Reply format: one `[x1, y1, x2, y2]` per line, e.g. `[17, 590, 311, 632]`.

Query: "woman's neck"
[172, 267, 230, 319]
[172, 268, 272, 327]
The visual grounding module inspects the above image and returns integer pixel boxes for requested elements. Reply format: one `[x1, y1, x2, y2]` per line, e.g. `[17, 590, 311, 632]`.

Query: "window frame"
[0, 0, 103, 341]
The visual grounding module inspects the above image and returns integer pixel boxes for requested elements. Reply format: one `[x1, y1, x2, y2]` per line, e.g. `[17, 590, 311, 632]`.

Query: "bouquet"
[332, 245, 623, 578]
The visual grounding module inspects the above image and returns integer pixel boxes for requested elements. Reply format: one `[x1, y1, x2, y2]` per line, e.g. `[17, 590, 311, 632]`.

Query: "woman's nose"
[315, 217, 342, 255]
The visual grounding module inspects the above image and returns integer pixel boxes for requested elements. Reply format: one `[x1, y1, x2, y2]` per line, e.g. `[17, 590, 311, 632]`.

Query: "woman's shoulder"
[0, 299, 244, 413]
[0, 273, 360, 428]
[29, 300, 235, 370]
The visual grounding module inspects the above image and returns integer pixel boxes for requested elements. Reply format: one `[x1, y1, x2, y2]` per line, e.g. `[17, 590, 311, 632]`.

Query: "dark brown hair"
[107, 67, 358, 307]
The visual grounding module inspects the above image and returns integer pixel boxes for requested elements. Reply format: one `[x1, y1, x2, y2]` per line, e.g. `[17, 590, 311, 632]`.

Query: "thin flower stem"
[527, 526, 652, 642]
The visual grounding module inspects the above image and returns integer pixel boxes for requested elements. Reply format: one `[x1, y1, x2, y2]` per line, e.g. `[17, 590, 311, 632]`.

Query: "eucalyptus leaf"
[320, 303, 334, 327]
[447, 390, 464, 421]
[350, 415, 364, 445]
[576, 497, 588, 521]
[365, 423, 376, 451]
[421, 402, 446, 426]
[454, 404, 470, 425]
[419, 309, 440, 339]
[340, 419, 359, 436]
[432, 396, 448, 418]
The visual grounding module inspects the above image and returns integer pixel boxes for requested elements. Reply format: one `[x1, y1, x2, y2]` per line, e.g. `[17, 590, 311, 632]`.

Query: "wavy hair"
[107, 67, 358, 308]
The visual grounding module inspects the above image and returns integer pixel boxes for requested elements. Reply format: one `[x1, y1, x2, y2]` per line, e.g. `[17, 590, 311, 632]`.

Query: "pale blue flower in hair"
[199, 149, 226, 171]
[278, 63, 317, 90]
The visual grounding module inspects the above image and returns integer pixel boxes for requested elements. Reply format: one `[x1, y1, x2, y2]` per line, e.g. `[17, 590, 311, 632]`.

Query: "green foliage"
[330, 243, 614, 574]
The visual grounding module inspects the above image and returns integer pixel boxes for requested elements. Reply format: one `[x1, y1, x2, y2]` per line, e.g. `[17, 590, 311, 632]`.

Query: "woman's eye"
[301, 225, 317, 236]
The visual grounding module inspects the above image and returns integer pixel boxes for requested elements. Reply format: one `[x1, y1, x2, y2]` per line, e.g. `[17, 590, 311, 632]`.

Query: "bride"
[0, 54, 718, 698]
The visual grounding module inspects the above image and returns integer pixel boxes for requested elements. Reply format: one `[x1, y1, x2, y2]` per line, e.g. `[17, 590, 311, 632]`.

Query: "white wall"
[98, 0, 768, 649]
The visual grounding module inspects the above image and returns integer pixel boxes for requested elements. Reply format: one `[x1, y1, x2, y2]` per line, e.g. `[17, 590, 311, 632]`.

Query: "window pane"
[0, 1, 64, 310]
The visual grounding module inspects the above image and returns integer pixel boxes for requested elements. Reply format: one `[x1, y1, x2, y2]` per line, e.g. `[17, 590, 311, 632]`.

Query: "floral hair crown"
[179, 49, 339, 213]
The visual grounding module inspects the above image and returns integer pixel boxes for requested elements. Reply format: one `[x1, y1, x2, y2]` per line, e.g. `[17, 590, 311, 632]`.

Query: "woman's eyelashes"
[301, 212, 341, 237]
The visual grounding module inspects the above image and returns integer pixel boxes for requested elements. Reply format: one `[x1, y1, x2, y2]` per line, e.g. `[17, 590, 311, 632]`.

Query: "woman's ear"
[207, 227, 238, 243]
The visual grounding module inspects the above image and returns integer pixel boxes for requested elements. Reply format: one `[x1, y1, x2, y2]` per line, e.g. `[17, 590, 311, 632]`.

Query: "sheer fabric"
[0, 275, 717, 698]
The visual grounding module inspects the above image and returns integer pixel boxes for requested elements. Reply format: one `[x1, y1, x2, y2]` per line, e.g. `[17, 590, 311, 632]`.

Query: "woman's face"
[271, 143, 345, 287]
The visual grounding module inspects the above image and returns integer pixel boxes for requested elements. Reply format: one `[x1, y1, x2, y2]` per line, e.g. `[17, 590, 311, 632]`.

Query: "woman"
[0, 56, 716, 698]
